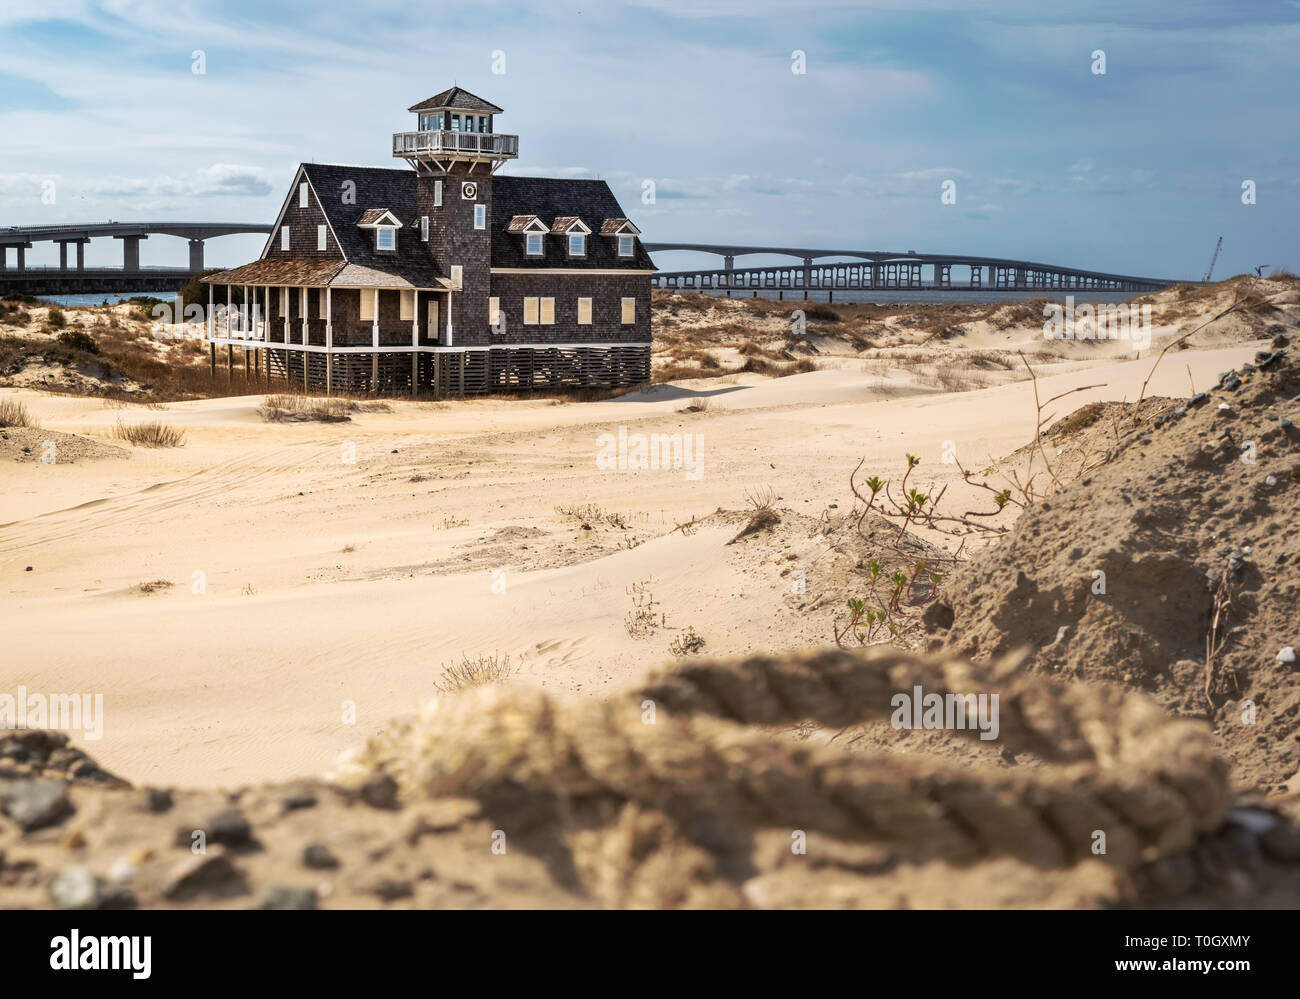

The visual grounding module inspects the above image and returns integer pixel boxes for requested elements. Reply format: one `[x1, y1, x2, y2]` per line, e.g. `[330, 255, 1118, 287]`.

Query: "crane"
[1203, 236, 1223, 282]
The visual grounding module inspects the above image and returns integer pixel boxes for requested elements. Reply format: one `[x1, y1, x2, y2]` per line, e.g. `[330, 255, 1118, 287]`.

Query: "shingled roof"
[491, 177, 656, 270]
[299, 164, 441, 287]
[408, 87, 503, 114]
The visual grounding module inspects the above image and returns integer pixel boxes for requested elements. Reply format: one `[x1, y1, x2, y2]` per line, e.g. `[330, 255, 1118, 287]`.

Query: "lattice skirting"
[259, 345, 650, 396]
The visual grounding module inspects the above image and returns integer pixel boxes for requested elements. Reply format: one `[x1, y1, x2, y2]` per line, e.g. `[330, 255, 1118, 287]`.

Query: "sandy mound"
[6, 648, 1300, 909]
[925, 347, 1300, 791]
[0, 425, 129, 464]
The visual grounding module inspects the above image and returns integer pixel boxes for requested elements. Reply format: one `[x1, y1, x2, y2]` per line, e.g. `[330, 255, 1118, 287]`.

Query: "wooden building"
[203, 87, 654, 395]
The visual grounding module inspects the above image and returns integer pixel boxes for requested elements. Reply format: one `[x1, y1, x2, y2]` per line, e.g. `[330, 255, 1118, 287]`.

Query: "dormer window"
[357, 208, 403, 253]
[601, 218, 642, 257]
[569, 233, 586, 256]
[526, 233, 543, 256]
[618, 234, 634, 257]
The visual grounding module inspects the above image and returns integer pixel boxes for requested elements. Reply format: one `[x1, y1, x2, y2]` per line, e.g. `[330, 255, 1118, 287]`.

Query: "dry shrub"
[676, 398, 713, 414]
[258, 394, 353, 422]
[0, 398, 37, 428]
[432, 651, 518, 694]
[112, 420, 186, 448]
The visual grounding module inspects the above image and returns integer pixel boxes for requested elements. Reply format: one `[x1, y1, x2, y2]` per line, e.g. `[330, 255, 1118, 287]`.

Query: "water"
[694, 288, 1142, 306]
[33, 290, 177, 307]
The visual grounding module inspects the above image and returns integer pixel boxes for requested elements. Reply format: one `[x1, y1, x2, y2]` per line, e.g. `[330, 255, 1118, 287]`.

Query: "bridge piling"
[189, 239, 205, 272]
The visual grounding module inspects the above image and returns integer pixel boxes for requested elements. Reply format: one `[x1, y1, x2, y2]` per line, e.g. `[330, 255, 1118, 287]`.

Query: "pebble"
[1278, 647, 1296, 664]
[107, 856, 136, 883]
[1217, 403, 1231, 411]
[303, 844, 340, 869]
[360, 774, 401, 811]
[261, 886, 318, 910]
[0, 779, 73, 832]
[206, 808, 253, 847]
[49, 867, 102, 909]
[1266, 475, 1278, 487]
[145, 788, 173, 813]
[163, 854, 245, 901]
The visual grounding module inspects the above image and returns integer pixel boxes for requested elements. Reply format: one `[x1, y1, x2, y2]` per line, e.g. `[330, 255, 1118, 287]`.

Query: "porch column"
[325, 287, 332, 396]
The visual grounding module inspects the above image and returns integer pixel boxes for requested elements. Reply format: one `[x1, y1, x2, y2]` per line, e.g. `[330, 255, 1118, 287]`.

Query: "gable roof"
[491, 176, 655, 270]
[408, 87, 503, 114]
[357, 208, 403, 227]
[600, 218, 641, 235]
[507, 214, 547, 233]
[550, 216, 591, 235]
[297, 164, 441, 285]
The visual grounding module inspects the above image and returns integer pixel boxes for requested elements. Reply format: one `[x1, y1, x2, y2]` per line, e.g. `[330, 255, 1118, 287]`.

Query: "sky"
[0, 0, 1297, 279]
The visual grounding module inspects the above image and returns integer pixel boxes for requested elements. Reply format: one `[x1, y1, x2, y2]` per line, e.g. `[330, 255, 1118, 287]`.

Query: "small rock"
[206, 808, 253, 847]
[1266, 475, 1278, 487]
[373, 879, 414, 901]
[1260, 825, 1300, 864]
[262, 886, 318, 910]
[107, 856, 136, 883]
[1188, 392, 1209, 408]
[50, 867, 102, 909]
[145, 788, 173, 813]
[0, 780, 73, 832]
[360, 774, 400, 811]
[1278, 647, 1296, 664]
[163, 854, 246, 901]
[283, 791, 317, 811]
[302, 844, 339, 869]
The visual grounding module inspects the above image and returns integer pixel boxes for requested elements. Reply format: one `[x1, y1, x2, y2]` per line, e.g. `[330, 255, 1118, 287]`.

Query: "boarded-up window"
[280, 226, 290, 251]
[488, 297, 500, 325]
[434, 180, 443, 207]
[577, 297, 593, 325]
[421, 216, 429, 241]
[428, 299, 439, 341]
[317, 225, 326, 251]
[299, 182, 308, 208]
[400, 290, 415, 322]
[540, 298, 555, 325]
[450, 265, 463, 289]
[621, 297, 635, 324]
[523, 297, 539, 325]
[360, 290, 375, 322]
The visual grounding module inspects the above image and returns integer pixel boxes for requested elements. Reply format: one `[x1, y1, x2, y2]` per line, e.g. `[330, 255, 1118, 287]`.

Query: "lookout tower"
[393, 86, 519, 175]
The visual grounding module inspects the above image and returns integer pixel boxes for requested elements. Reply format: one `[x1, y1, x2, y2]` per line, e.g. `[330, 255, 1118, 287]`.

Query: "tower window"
[526, 233, 543, 256]
[280, 226, 290, 251]
[421, 216, 429, 241]
[618, 234, 634, 257]
[451, 114, 461, 131]
[299, 182, 308, 208]
[568, 233, 586, 257]
[317, 225, 326, 251]
[479, 116, 489, 132]
[376, 227, 395, 251]
[434, 180, 443, 207]
[621, 297, 636, 324]
[474, 204, 486, 230]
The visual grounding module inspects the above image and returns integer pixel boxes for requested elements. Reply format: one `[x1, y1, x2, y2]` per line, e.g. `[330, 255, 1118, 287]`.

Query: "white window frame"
[280, 226, 290, 251]
[376, 227, 396, 252]
[568, 233, 585, 257]
[540, 297, 555, 325]
[434, 180, 443, 207]
[299, 182, 308, 208]
[474, 204, 486, 230]
[618, 234, 634, 257]
[421, 216, 429, 242]
[577, 297, 593, 325]
[525, 233, 543, 256]
[523, 297, 539, 325]
[621, 297, 636, 324]
[399, 290, 415, 322]
[359, 289, 375, 322]
[317, 224, 327, 251]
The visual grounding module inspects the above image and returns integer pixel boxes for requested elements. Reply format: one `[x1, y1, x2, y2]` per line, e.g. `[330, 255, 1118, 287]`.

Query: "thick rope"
[336, 648, 1231, 905]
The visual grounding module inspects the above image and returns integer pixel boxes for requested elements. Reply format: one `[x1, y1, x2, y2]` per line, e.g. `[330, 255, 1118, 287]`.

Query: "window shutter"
[577, 297, 592, 325]
[621, 297, 635, 324]
[523, 297, 539, 325]
[540, 298, 555, 324]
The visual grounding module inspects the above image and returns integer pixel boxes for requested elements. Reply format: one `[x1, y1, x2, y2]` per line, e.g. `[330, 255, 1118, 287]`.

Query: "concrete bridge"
[643, 243, 1191, 295]
[0, 221, 272, 294]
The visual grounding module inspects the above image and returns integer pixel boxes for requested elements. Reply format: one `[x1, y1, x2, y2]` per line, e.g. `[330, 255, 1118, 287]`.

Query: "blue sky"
[1, 0, 1296, 278]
